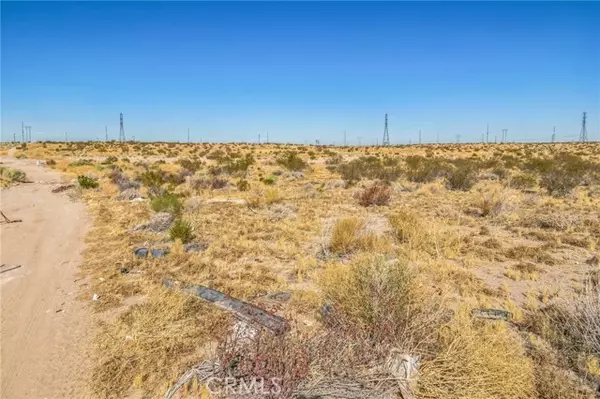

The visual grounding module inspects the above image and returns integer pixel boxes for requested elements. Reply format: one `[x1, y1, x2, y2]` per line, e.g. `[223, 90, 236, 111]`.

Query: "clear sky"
[1, 1, 599, 144]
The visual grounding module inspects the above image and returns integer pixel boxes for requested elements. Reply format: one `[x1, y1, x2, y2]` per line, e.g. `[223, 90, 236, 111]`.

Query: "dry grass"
[5, 140, 600, 398]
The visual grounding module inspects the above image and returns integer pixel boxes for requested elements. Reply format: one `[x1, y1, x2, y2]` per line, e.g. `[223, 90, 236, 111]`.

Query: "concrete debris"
[131, 212, 174, 232]
[163, 279, 289, 335]
[471, 308, 512, 321]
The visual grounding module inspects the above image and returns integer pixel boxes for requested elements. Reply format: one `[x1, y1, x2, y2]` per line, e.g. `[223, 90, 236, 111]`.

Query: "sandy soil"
[1, 157, 92, 398]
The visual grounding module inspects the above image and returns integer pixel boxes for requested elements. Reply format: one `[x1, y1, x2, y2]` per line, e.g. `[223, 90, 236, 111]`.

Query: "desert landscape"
[1, 140, 599, 398]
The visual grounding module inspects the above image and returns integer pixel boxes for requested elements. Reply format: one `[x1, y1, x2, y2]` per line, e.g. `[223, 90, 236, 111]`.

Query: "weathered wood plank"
[163, 279, 289, 334]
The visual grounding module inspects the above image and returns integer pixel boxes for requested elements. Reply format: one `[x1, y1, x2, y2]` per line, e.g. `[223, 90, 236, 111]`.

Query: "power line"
[382, 114, 390, 146]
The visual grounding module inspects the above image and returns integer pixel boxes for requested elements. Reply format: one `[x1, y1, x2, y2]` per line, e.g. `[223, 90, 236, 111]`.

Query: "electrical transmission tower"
[26, 126, 32, 142]
[486, 124, 490, 143]
[382, 114, 390, 146]
[105, 126, 108, 141]
[119, 113, 126, 142]
[501, 129, 508, 143]
[552, 126, 556, 143]
[579, 112, 588, 142]
[419, 130, 422, 145]
[21, 122, 25, 143]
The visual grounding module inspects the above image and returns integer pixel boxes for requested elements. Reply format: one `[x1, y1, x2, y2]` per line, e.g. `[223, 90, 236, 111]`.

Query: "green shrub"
[169, 219, 194, 243]
[276, 151, 308, 171]
[150, 192, 182, 215]
[0, 167, 27, 183]
[77, 175, 99, 189]
[261, 176, 276, 185]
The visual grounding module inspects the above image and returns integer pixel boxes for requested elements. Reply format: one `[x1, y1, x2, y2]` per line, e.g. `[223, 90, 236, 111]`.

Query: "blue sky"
[1, 1, 599, 144]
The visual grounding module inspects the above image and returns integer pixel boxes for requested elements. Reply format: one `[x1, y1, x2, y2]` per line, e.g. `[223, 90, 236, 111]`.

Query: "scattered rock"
[272, 170, 284, 176]
[184, 242, 208, 253]
[151, 248, 169, 258]
[131, 212, 174, 232]
[134, 248, 149, 258]
[267, 291, 292, 302]
[285, 171, 305, 180]
[586, 255, 599, 266]
[326, 179, 346, 189]
[116, 188, 143, 201]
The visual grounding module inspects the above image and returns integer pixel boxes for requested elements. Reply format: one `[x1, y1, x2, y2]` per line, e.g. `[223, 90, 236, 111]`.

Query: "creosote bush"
[77, 175, 99, 189]
[276, 151, 308, 171]
[150, 192, 182, 215]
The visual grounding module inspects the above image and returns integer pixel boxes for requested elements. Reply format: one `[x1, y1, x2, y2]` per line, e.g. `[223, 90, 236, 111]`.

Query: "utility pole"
[579, 112, 588, 142]
[266, 131, 269, 144]
[258, 133, 261, 144]
[486, 124, 489, 144]
[552, 126, 556, 143]
[13, 132, 16, 143]
[187, 128, 190, 144]
[105, 126, 108, 141]
[65, 132, 68, 143]
[419, 130, 422, 145]
[456, 134, 461, 144]
[344, 130, 347, 147]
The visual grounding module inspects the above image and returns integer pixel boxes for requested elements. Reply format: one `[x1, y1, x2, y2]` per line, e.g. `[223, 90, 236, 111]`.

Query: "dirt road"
[1, 158, 92, 398]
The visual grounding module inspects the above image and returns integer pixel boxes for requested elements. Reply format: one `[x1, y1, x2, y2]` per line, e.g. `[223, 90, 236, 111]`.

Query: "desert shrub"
[445, 162, 478, 191]
[261, 175, 276, 185]
[138, 170, 164, 192]
[319, 254, 445, 351]
[163, 171, 186, 186]
[511, 172, 537, 190]
[46, 159, 57, 166]
[220, 153, 254, 175]
[474, 186, 511, 218]
[389, 210, 424, 245]
[77, 175, 99, 189]
[276, 151, 308, 171]
[177, 158, 203, 172]
[210, 176, 228, 189]
[540, 170, 583, 197]
[236, 179, 250, 191]
[102, 155, 118, 164]
[264, 188, 283, 204]
[2, 168, 27, 183]
[150, 192, 181, 215]
[169, 219, 194, 243]
[355, 181, 392, 206]
[328, 217, 366, 255]
[334, 156, 402, 185]
[404, 155, 449, 183]
[70, 159, 96, 167]
[531, 153, 597, 196]
[417, 311, 535, 399]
